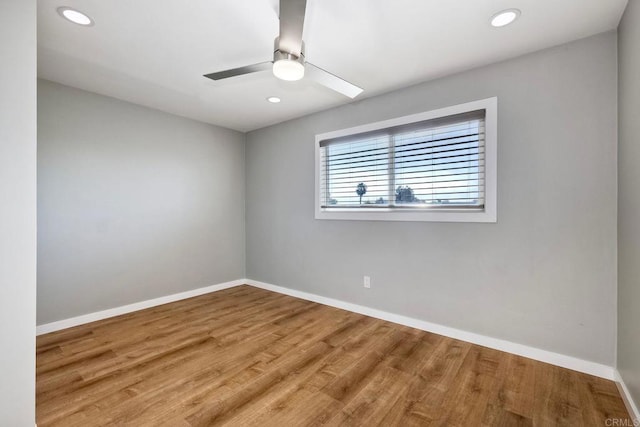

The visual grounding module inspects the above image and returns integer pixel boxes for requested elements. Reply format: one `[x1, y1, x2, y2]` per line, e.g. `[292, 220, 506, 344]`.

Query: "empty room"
[2, 0, 640, 425]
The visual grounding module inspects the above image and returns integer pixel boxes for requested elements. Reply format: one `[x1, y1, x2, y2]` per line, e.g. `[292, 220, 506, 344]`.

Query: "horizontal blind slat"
[323, 176, 485, 189]
[319, 110, 485, 147]
[327, 132, 482, 160]
[322, 204, 485, 209]
[321, 168, 485, 184]
[325, 199, 485, 207]
[327, 151, 484, 173]
[328, 139, 482, 167]
[327, 161, 485, 178]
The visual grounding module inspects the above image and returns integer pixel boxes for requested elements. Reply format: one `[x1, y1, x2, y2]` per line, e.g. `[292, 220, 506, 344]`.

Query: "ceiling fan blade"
[278, 0, 307, 56]
[204, 61, 272, 81]
[305, 63, 364, 99]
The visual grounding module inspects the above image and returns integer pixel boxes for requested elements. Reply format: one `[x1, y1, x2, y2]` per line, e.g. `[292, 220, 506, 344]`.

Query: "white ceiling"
[38, 0, 627, 132]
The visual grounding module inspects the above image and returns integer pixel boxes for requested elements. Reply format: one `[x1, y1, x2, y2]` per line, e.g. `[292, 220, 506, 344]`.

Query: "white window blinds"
[319, 110, 486, 209]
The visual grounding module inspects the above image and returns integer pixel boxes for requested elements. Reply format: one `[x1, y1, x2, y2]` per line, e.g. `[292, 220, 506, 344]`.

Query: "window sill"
[315, 207, 496, 223]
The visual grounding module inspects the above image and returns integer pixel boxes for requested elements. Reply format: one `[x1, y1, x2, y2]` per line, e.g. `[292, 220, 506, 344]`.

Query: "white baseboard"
[245, 279, 615, 380]
[615, 370, 640, 421]
[36, 279, 245, 335]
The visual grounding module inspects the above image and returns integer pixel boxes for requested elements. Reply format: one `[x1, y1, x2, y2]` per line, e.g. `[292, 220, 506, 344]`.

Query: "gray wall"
[618, 0, 640, 408]
[246, 33, 618, 365]
[37, 80, 246, 324]
[0, 0, 37, 425]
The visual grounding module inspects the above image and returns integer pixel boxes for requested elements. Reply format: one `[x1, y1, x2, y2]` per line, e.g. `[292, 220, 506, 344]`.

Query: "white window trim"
[314, 97, 497, 223]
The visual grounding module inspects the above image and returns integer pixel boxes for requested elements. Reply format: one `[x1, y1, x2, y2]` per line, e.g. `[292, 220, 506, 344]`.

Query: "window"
[315, 98, 497, 222]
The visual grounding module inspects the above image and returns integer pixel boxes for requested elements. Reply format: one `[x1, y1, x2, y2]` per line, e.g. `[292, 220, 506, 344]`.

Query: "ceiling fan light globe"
[273, 59, 305, 81]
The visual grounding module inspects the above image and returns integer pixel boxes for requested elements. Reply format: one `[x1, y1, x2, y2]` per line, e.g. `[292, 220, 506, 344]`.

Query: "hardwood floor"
[37, 285, 631, 426]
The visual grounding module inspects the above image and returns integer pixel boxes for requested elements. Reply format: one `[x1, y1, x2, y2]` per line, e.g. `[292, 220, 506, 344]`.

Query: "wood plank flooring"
[36, 285, 631, 426]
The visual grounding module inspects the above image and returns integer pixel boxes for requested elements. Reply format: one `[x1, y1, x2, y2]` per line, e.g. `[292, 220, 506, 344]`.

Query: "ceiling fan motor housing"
[273, 37, 305, 66]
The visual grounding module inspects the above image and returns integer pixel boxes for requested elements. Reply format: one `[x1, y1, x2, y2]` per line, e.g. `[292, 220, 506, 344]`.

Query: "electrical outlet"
[363, 276, 371, 288]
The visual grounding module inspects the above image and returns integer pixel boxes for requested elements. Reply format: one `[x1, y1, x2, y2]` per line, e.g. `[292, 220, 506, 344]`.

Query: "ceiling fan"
[203, 0, 363, 99]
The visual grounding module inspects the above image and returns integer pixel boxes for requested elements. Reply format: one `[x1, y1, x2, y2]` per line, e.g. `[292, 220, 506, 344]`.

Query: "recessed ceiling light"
[57, 7, 94, 26]
[491, 9, 520, 27]
[267, 97, 281, 104]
